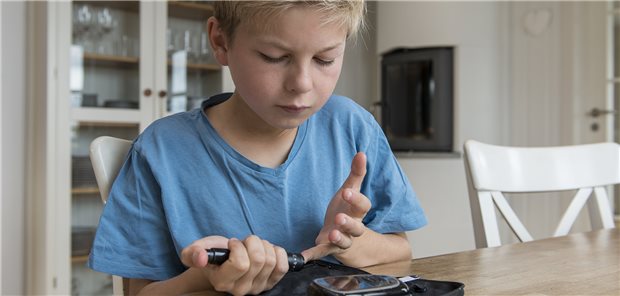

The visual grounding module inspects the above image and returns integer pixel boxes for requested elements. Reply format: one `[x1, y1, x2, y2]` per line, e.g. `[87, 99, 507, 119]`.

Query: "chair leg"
[112, 275, 123, 296]
[589, 187, 615, 229]
[478, 192, 501, 248]
[555, 188, 592, 236]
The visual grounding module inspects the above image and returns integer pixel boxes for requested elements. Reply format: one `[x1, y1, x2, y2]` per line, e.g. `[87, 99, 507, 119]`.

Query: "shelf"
[72, 107, 141, 126]
[186, 62, 221, 71]
[167, 59, 221, 72]
[168, 1, 214, 21]
[81, 53, 220, 72]
[82, 52, 139, 68]
[610, 78, 620, 84]
[72, 187, 100, 195]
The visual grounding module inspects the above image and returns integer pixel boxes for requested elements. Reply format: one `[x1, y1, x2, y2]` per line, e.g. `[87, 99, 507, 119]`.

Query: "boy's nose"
[285, 64, 313, 94]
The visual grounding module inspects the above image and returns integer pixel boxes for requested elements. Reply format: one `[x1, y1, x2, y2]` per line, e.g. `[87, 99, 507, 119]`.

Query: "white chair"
[90, 136, 132, 295]
[90, 136, 132, 204]
[463, 140, 618, 248]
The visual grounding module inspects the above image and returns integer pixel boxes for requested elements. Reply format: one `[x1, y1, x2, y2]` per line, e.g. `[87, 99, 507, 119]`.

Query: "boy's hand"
[302, 152, 371, 261]
[181, 235, 289, 295]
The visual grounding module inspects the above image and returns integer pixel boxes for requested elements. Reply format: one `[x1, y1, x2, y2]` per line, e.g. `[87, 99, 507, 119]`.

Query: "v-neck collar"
[197, 93, 308, 176]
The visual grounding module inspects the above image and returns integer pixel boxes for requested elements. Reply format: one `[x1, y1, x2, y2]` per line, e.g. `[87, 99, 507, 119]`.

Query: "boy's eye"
[260, 53, 287, 64]
[314, 57, 335, 67]
[259, 52, 334, 67]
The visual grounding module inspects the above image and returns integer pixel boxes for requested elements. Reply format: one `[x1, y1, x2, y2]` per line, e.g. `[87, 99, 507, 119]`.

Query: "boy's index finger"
[342, 152, 367, 191]
[301, 243, 336, 262]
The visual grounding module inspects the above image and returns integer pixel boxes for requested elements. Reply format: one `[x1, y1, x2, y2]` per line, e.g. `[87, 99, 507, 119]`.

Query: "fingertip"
[301, 248, 319, 262]
[329, 229, 342, 243]
[356, 151, 366, 160]
[336, 213, 347, 226]
[301, 250, 312, 262]
[355, 152, 367, 166]
[302, 244, 334, 262]
[352, 153, 367, 177]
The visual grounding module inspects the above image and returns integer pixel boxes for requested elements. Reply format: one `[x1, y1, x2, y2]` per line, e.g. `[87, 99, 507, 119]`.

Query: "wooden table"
[363, 228, 620, 295]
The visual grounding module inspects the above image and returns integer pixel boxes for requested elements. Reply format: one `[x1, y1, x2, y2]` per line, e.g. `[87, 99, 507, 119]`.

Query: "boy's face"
[220, 7, 347, 130]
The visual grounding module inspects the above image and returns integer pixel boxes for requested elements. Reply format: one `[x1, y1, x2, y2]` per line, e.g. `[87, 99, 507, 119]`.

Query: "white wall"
[1, 1, 27, 294]
[375, 1, 508, 257]
[334, 1, 378, 110]
[399, 157, 472, 257]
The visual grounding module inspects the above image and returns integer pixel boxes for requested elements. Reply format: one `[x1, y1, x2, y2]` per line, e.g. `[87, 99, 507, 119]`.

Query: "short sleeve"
[361, 121, 428, 233]
[88, 145, 186, 280]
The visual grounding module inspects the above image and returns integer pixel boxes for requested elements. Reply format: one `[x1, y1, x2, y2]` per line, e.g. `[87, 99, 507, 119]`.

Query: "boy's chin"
[275, 122, 304, 130]
[272, 118, 308, 130]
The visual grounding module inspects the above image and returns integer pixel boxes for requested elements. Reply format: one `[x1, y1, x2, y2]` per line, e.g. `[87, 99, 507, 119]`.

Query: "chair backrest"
[463, 140, 618, 248]
[89, 136, 132, 204]
[89, 136, 132, 296]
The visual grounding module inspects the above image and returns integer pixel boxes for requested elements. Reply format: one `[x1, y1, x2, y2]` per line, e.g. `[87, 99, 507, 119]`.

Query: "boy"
[88, 1, 427, 295]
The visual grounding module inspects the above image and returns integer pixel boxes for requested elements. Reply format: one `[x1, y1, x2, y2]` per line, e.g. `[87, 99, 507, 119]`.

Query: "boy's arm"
[335, 231, 411, 267]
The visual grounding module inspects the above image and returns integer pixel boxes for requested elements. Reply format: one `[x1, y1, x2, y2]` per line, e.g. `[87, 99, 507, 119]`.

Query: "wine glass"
[97, 8, 115, 34]
[200, 31, 210, 63]
[166, 28, 178, 57]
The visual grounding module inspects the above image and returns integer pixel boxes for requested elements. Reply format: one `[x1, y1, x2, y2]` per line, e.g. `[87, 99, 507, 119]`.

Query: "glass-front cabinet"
[67, 1, 221, 294]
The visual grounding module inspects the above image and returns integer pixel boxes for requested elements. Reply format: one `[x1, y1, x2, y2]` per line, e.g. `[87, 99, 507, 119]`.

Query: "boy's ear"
[207, 17, 230, 66]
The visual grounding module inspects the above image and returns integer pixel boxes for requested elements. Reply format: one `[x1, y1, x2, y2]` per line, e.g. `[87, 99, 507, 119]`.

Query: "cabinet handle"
[158, 90, 167, 98]
[143, 88, 152, 97]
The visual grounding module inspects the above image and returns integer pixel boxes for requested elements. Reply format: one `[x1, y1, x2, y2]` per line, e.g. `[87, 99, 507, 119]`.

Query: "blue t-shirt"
[88, 93, 427, 280]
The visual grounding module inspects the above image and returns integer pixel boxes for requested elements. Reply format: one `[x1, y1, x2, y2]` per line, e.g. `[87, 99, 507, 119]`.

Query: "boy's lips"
[279, 105, 310, 114]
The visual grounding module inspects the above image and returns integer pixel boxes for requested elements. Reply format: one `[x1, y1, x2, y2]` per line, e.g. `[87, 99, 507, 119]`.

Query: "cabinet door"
[164, 1, 222, 116]
[69, 1, 144, 295]
[70, 1, 150, 125]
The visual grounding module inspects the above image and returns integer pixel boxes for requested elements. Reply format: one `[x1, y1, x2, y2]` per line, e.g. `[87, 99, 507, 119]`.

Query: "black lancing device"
[205, 248, 305, 272]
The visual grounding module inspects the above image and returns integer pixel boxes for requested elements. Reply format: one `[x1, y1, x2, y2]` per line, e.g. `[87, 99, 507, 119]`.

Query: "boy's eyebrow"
[257, 37, 345, 53]
[317, 43, 346, 53]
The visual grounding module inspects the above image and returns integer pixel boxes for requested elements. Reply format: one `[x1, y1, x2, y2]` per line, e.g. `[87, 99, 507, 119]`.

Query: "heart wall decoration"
[523, 8, 553, 37]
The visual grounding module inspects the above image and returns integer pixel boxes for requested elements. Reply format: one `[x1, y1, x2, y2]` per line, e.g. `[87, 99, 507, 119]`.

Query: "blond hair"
[213, 0, 365, 42]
